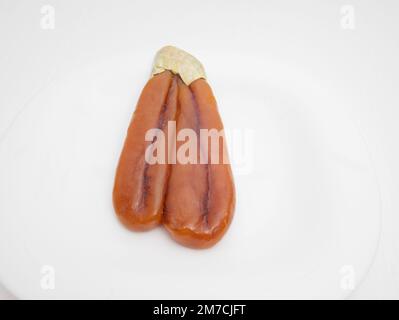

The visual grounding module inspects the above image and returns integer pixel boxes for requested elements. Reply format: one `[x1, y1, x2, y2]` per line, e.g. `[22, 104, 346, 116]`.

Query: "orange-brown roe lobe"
[113, 61, 235, 248]
[113, 71, 177, 231]
[162, 78, 235, 248]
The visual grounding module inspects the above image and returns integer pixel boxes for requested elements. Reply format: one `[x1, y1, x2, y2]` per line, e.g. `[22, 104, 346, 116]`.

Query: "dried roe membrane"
[113, 46, 235, 248]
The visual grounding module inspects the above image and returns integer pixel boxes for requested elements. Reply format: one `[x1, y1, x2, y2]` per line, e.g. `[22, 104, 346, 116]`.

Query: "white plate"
[0, 51, 381, 299]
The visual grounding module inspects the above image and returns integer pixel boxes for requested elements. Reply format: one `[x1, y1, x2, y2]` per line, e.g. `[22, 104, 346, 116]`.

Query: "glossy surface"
[113, 71, 235, 248]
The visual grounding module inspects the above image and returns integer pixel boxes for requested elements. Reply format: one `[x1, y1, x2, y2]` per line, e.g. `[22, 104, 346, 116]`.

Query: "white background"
[0, 0, 398, 299]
